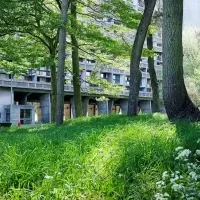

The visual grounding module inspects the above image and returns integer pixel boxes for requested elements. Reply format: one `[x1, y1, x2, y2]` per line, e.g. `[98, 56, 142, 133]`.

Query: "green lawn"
[0, 114, 199, 199]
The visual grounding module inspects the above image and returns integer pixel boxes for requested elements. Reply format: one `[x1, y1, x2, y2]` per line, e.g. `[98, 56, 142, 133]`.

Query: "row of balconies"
[32, 63, 162, 86]
[0, 79, 152, 98]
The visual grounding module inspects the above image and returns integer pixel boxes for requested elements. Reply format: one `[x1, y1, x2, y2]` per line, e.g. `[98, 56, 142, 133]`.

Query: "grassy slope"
[0, 114, 200, 199]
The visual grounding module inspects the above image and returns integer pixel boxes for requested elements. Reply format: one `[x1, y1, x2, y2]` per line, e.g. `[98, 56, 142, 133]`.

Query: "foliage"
[183, 29, 200, 107]
[1, 114, 200, 199]
[0, 35, 48, 74]
[86, 74, 125, 97]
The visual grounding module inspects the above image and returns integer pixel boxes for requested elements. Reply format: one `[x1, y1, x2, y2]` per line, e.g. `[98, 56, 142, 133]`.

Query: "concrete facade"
[140, 100, 152, 114]
[0, 88, 12, 123]
[4, 105, 35, 125]
[40, 94, 51, 123]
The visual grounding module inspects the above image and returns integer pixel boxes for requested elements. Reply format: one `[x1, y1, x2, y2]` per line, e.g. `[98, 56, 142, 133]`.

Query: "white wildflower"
[162, 171, 168, 180]
[170, 174, 180, 183]
[189, 171, 198, 181]
[44, 175, 53, 179]
[195, 149, 200, 155]
[175, 149, 191, 160]
[156, 181, 165, 188]
[172, 183, 184, 191]
[163, 192, 170, 197]
[187, 163, 197, 170]
[50, 188, 57, 194]
[175, 147, 184, 151]
[154, 193, 168, 200]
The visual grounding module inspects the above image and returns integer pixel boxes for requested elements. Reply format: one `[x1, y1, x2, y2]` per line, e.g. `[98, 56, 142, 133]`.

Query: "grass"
[0, 114, 200, 199]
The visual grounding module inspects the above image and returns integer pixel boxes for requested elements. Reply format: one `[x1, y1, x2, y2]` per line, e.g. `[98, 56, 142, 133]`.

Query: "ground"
[0, 114, 199, 199]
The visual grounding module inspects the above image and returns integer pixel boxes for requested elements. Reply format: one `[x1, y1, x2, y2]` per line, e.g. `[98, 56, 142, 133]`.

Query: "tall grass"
[0, 114, 199, 199]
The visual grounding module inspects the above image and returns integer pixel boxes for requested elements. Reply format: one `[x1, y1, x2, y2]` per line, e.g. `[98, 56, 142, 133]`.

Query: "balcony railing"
[0, 79, 153, 98]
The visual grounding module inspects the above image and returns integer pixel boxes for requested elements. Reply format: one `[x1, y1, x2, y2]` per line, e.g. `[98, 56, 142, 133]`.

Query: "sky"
[184, 0, 200, 28]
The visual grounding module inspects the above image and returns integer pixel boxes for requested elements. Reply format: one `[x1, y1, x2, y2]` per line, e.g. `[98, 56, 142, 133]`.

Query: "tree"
[56, 0, 68, 124]
[162, 0, 200, 121]
[147, 32, 160, 113]
[70, 0, 83, 118]
[128, 0, 157, 116]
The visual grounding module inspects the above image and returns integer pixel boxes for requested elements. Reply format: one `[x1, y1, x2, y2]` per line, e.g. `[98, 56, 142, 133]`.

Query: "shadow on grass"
[109, 129, 178, 199]
[175, 122, 200, 151]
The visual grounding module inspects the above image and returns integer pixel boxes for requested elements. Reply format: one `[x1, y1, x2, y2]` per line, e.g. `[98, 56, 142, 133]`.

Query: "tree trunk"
[70, 0, 83, 117]
[163, 0, 200, 121]
[50, 63, 57, 123]
[147, 33, 160, 113]
[128, 0, 157, 116]
[56, 0, 68, 124]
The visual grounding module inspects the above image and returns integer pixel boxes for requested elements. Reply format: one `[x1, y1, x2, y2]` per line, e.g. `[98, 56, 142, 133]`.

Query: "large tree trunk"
[128, 0, 157, 116]
[70, 0, 83, 117]
[163, 0, 200, 121]
[50, 63, 57, 123]
[147, 33, 160, 113]
[56, 0, 68, 124]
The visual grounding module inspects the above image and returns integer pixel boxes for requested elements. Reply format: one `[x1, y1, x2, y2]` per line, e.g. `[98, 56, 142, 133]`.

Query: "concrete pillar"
[120, 99, 128, 114]
[97, 101, 108, 115]
[108, 73, 113, 83]
[70, 97, 76, 118]
[81, 70, 86, 88]
[40, 94, 51, 123]
[120, 74, 125, 85]
[108, 99, 114, 113]
[82, 97, 89, 116]
[140, 100, 152, 113]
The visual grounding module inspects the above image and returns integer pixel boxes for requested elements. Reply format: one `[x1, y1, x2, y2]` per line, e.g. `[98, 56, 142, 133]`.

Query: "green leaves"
[0, 35, 48, 74]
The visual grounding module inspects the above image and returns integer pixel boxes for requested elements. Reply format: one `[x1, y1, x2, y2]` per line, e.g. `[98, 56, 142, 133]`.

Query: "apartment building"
[0, 0, 163, 125]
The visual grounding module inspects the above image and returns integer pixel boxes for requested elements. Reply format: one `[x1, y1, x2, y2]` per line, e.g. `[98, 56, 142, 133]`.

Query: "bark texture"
[163, 0, 200, 121]
[128, 0, 157, 116]
[147, 33, 160, 113]
[50, 63, 57, 122]
[56, 0, 68, 124]
[70, 0, 83, 117]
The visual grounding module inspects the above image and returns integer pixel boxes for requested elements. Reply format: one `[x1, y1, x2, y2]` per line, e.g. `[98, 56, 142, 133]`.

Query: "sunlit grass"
[0, 114, 199, 199]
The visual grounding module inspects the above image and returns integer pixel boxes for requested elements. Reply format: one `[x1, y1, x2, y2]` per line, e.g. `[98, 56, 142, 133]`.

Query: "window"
[101, 73, 109, 80]
[5, 108, 10, 122]
[107, 18, 113, 22]
[79, 57, 84, 62]
[20, 109, 32, 124]
[157, 43, 162, 47]
[39, 77, 46, 82]
[125, 76, 130, 85]
[113, 74, 120, 84]
[147, 80, 151, 88]
[86, 71, 91, 77]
